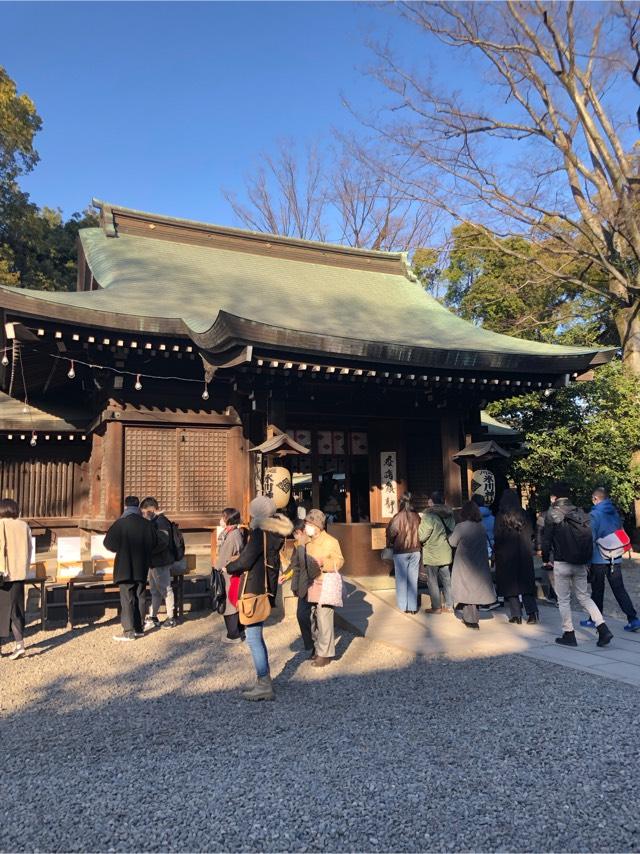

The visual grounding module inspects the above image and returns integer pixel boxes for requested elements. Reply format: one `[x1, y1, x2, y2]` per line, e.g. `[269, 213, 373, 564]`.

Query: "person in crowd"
[582, 487, 640, 632]
[140, 496, 178, 630]
[536, 505, 558, 602]
[494, 489, 539, 625]
[0, 498, 33, 660]
[449, 500, 496, 629]
[542, 482, 613, 647]
[303, 509, 344, 667]
[227, 496, 293, 701]
[386, 493, 422, 614]
[104, 495, 157, 642]
[214, 507, 248, 643]
[289, 520, 318, 658]
[426, 491, 456, 535]
[472, 494, 495, 559]
[418, 496, 453, 614]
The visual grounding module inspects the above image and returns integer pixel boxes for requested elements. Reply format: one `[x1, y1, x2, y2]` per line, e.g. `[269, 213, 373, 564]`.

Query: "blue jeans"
[393, 552, 420, 611]
[425, 564, 452, 610]
[245, 623, 270, 678]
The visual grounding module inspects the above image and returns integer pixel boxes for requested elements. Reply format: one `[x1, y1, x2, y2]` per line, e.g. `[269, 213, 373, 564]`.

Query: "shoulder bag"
[237, 533, 272, 625]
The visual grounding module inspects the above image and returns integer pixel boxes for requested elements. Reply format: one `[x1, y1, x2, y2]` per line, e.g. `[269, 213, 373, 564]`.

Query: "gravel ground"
[0, 610, 638, 853]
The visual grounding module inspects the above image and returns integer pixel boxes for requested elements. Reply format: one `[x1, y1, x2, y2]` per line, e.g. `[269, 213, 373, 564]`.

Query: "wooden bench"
[64, 572, 191, 628]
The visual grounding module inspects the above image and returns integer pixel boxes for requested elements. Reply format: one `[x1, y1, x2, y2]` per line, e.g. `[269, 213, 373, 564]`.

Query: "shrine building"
[0, 201, 612, 575]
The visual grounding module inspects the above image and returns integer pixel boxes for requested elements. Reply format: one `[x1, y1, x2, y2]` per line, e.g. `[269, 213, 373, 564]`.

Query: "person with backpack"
[213, 507, 248, 643]
[541, 482, 613, 648]
[581, 487, 640, 633]
[140, 496, 180, 630]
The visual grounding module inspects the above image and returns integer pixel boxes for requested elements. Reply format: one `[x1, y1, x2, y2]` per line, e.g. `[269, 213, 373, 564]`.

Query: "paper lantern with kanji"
[263, 466, 292, 509]
[471, 469, 496, 505]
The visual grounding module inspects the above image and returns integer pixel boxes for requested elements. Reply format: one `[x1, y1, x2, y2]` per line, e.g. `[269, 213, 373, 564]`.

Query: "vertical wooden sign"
[380, 451, 398, 518]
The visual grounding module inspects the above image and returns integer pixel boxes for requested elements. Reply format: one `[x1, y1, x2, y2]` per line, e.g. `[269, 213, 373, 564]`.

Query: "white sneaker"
[113, 632, 136, 642]
[143, 618, 158, 632]
[9, 645, 25, 660]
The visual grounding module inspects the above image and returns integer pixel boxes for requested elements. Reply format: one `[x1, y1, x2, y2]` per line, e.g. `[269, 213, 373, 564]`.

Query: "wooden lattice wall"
[123, 426, 229, 515]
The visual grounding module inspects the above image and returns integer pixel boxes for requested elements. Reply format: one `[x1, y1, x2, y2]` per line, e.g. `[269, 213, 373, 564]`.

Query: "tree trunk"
[614, 301, 640, 377]
[613, 302, 640, 538]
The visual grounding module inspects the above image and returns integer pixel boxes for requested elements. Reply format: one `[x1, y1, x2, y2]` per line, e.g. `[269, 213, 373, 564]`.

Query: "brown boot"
[311, 656, 332, 667]
[241, 676, 274, 701]
[425, 607, 442, 614]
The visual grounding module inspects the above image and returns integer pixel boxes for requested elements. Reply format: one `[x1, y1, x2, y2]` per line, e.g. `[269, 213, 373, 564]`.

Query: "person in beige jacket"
[304, 509, 344, 667]
[0, 498, 33, 660]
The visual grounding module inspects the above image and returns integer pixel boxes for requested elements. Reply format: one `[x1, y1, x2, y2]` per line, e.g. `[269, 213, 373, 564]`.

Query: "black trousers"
[590, 564, 637, 621]
[223, 612, 245, 640]
[505, 594, 539, 619]
[119, 581, 146, 633]
[296, 596, 314, 651]
[0, 581, 25, 642]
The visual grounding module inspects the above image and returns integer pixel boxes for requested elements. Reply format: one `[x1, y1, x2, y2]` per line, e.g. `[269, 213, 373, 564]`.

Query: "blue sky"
[1, 1, 433, 225]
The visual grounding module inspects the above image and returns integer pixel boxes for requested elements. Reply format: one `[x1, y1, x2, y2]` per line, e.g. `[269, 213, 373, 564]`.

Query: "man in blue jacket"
[581, 487, 640, 632]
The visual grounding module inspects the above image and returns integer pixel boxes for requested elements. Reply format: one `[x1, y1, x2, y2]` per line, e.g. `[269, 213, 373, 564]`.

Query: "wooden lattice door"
[124, 426, 229, 515]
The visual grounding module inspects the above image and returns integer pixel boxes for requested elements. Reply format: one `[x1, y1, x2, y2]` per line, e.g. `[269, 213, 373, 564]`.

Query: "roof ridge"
[92, 198, 410, 269]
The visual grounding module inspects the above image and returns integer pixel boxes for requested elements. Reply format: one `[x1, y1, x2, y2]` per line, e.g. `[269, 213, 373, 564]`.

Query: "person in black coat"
[104, 496, 157, 641]
[494, 490, 539, 625]
[227, 495, 293, 701]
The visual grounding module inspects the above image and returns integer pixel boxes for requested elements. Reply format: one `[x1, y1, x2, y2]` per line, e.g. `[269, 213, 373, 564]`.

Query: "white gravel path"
[0, 611, 638, 853]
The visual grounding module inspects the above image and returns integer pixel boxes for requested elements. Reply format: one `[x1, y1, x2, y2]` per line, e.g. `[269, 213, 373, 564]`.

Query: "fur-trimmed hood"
[251, 512, 294, 537]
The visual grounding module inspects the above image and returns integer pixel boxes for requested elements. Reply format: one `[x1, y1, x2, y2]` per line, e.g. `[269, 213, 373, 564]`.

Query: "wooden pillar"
[441, 414, 463, 508]
[226, 424, 250, 521]
[368, 419, 408, 523]
[101, 420, 124, 521]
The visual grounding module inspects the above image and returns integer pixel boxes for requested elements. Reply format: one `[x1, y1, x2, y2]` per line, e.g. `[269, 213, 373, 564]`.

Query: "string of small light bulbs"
[1, 343, 212, 447]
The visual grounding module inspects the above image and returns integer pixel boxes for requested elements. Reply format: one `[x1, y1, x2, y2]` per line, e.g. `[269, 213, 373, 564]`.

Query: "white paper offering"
[57, 537, 83, 578]
[91, 534, 115, 575]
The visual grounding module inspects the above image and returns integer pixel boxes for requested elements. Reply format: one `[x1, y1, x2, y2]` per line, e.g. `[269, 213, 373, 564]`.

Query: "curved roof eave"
[192, 311, 614, 374]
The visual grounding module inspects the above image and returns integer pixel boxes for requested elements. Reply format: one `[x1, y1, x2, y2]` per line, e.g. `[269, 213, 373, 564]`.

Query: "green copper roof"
[0, 212, 611, 373]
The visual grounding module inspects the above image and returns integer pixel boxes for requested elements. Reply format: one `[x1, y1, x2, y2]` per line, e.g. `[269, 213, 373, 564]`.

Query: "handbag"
[380, 547, 394, 562]
[237, 533, 272, 626]
[210, 568, 227, 615]
[318, 571, 343, 607]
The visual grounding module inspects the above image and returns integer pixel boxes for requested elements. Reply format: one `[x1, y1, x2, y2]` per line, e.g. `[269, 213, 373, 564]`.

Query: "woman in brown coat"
[0, 498, 33, 659]
[386, 493, 422, 614]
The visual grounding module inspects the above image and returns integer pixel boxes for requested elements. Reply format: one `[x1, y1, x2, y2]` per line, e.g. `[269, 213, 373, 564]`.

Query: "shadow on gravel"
[1, 618, 639, 854]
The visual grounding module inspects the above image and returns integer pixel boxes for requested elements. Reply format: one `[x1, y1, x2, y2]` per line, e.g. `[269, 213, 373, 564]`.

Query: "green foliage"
[488, 362, 640, 513]
[439, 223, 614, 346]
[0, 66, 41, 188]
[2, 199, 98, 291]
[0, 67, 98, 291]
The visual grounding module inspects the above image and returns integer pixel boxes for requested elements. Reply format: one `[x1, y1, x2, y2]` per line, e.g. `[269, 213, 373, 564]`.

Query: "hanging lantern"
[202, 384, 210, 401]
[1, 351, 8, 367]
[67, 360, 76, 379]
[134, 374, 143, 391]
[263, 466, 292, 510]
[30, 433, 37, 447]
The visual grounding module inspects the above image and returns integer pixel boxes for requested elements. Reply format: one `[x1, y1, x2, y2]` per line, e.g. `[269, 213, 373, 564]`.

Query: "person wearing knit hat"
[248, 495, 277, 524]
[304, 508, 344, 667]
[227, 494, 293, 700]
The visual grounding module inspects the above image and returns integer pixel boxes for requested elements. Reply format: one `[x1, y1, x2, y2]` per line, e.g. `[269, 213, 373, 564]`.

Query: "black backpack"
[169, 519, 185, 561]
[560, 508, 593, 564]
